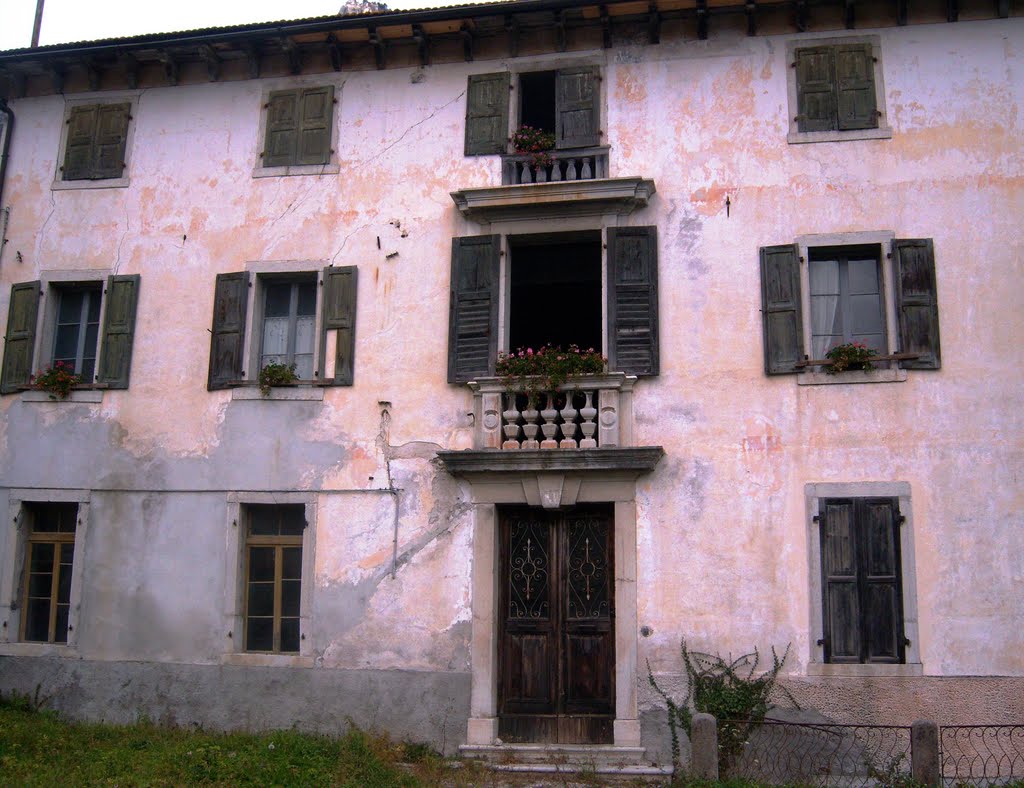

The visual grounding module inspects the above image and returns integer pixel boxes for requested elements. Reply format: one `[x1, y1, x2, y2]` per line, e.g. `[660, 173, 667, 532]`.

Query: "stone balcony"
[501, 146, 609, 186]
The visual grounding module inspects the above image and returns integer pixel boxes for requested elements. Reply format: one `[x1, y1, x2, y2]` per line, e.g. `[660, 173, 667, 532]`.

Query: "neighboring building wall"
[0, 15, 1021, 753]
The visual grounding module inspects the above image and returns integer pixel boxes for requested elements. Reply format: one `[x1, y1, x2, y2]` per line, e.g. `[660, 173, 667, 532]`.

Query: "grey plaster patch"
[658, 456, 713, 521]
[665, 199, 709, 280]
[0, 656, 470, 754]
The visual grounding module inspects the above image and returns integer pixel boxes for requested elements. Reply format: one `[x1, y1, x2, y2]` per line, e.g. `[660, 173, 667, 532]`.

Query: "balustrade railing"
[501, 146, 609, 186]
[469, 373, 635, 450]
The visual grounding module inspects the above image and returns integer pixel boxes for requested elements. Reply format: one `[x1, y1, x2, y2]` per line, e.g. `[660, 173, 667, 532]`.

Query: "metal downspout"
[0, 98, 13, 266]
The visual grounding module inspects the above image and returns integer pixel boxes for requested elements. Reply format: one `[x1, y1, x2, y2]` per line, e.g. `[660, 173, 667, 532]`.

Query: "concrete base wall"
[0, 657, 471, 755]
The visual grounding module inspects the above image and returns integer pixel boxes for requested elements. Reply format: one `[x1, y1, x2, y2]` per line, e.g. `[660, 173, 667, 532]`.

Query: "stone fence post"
[691, 712, 719, 780]
[911, 719, 940, 787]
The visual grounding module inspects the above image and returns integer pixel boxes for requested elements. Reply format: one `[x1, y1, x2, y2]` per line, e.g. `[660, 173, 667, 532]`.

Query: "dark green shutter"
[820, 500, 862, 664]
[861, 499, 905, 663]
[836, 44, 878, 131]
[448, 235, 499, 383]
[607, 226, 659, 376]
[759, 244, 804, 375]
[297, 86, 333, 166]
[97, 274, 140, 389]
[63, 106, 98, 180]
[464, 73, 510, 156]
[93, 103, 130, 179]
[556, 67, 601, 149]
[264, 90, 300, 167]
[795, 47, 836, 133]
[320, 265, 357, 386]
[1, 281, 41, 394]
[893, 238, 941, 370]
[207, 272, 249, 391]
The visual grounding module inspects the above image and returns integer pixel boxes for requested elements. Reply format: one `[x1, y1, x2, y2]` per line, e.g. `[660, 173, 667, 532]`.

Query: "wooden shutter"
[860, 498, 905, 663]
[1, 281, 41, 394]
[207, 272, 249, 391]
[795, 47, 836, 133]
[63, 106, 98, 180]
[448, 235, 499, 383]
[264, 90, 300, 167]
[297, 86, 333, 166]
[607, 226, 659, 376]
[93, 103, 131, 179]
[556, 67, 601, 149]
[320, 265, 358, 386]
[820, 500, 862, 664]
[464, 73, 510, 156]
[836, 44, 878, 131]
[759, 244, 804, 375]
[97, 274, 140, 389]
[893, 238, 941, 370]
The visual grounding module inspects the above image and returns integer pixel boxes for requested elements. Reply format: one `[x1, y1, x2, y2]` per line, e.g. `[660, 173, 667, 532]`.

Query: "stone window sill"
[797, 368, 907, 386]
[20, 389, 105, 403]
[220, 652, 313, 668]
[52, 176, 130, 191]
[253, 163, 340, 179]
[231, 385, 324, 401]
[0, 642, 79, 657]
[787, 126, 892, 145]
[807, 662, 923, 677]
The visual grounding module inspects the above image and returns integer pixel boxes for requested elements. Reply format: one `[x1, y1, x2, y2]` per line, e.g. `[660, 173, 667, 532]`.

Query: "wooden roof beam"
[504, 15, 519, 59]
[601, 6, 612, 49]
[280, 37, 302, 75]
[326, 34, 343, 71]
[746, 0, 757, 36]
[845, 0, 855, 28]
[369, 28, 387, 70]
[241, 42, 260, 79]
[947, 0, 959, 21]
[997, 0, 1009, 17]
[795, 0, 808, 32]
[556, 10, 568, 52]
[696, 0, 708, 40]
[896, 0, 908, 25]
[460, 23, 474, 62]
[1, 68, 26, 99]
[412, 25, 429, 66]
[158, 52, 178, 86]
[84, 58, 100, 91]
[200, 44, 221, 82]
[119, 52, 137, 88]
[50, 64, 65, 94]
[648, 3, 661, 45]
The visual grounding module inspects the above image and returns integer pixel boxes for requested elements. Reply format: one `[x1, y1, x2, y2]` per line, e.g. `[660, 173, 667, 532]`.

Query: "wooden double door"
[498, 505, 615, 744]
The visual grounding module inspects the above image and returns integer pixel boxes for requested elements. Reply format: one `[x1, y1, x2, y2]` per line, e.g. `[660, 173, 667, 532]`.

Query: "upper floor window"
[260, 277, 317, 380]
[786, 36, 891, 144]
[62, 103, 131, 181]
[1, 275, 141, 395]
[261, 86, 335, 169]
[464, 67, 601, 156]
[759, 235, 940, 377]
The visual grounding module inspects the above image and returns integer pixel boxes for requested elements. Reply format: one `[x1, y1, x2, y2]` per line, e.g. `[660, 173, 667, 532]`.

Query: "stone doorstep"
[459, 744, 670, 776]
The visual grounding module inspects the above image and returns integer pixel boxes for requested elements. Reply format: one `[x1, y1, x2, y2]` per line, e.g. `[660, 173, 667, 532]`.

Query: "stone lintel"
[437, 446, 664, 476]
[450, 177, 656, 222]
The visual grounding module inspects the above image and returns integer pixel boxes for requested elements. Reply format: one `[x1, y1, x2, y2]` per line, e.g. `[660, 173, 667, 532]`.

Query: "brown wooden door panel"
[498, 505, 614, 744]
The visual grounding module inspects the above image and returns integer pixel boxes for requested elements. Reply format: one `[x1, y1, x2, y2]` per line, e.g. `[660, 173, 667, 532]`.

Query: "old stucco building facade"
[0, 0, 1021, 765]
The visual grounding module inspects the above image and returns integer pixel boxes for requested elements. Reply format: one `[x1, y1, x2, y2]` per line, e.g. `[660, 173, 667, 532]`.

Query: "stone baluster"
[539, 393, 560, 449]
[521, 162, 533, 184]
[559, 393, 578, 448]
[535, 162, 547, 183]
[501, 393, 521, 450]
[581, 156, 593, 179]
[521, 401, 540, 449]
[578, 390, 598, 448]
[550, 156, 562, 182]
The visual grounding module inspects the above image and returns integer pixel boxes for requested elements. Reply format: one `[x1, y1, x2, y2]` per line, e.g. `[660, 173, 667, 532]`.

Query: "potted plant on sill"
[510, 125, 556, 170]
[30, 361, 83, 400]
[258, 362, 298, 395]
[825, 341, 878, 374]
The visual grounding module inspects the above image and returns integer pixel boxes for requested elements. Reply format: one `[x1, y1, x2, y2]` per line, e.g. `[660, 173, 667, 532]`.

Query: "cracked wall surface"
[0, 15, 1022, 747]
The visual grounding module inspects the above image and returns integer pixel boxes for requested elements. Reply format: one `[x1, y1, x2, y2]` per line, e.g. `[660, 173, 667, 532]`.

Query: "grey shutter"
[297, 86, 333, 166]
[448, 235, 499, 383]
[836, 44, 878, 131]
[464, 73, 510, 156]
[207, 272, 249, 391]
[893, 238, 941, 370]
[1, 281, 41, 394]
[63, 106, 98, 180]
[97, 274, 140, 389]
[264, 90, 300, 167]
[860, 498, 905, 664]
[607, 226, 659, 376]
[820, 500, 862, 664]
[759, 244, 804, 375]
[320, 265, 357, 386]
[795, 46, 836, 132]
[93, 103, 131, 179]
[556, 67, 601, 149]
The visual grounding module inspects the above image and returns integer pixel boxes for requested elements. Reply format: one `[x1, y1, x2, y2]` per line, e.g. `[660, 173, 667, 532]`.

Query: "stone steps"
[459, 743, 672, 780]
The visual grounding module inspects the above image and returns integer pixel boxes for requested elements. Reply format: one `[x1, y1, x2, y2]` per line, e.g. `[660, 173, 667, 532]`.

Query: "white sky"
[0, 0, 491, 52]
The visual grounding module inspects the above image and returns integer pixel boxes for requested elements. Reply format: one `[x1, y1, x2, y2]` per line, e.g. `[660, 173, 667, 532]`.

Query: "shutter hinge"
[127, 114, 134, 121]
[259, 151, 266, 158]
[887, 252, 893, 259]
[263, 102, 270, 109]
[873, 56, 879, 63]
[794, 115, 805, 122]
[875, 110, 883, 117]
[903, 637, 911, 646]
[332, 98, 338, 104]
[319, 279, 323, 285]
[791, 61, 797, 68]
[898, 515, 906, 525]
[816, 638, 825, 646]
[812, 514, 820, 523]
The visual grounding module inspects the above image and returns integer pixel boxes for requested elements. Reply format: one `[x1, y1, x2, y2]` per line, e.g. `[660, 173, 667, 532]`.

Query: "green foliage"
[824, 341, 877, 374]
[510, 125, 556, 168]
[496, 344, 606, 404]
[647, 638, 797, 777]
[30, 361, 82, 399]
[258, 362, 298, 395]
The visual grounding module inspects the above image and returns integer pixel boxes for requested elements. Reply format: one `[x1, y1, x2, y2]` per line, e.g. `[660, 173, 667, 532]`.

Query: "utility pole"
[31, 0, 46, 48]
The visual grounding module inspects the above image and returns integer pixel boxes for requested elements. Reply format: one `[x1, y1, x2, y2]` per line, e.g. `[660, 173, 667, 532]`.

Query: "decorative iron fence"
[941, 725, 1024, 786]
[724, 720, 913, 787]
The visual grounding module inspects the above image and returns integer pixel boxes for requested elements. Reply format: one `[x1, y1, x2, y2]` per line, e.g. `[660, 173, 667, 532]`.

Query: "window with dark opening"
[21, 503, 78, 644]
[244, 504, 304, 654]
[53, 284, 102, 381]
[519, 71, 557, 136]
[808, 245, 885, 359]
[508, 233, 602, 353]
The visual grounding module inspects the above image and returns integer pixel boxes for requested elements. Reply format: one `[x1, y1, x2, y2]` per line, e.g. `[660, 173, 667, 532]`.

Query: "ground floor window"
[243, 504, 304, 653]
[21, 502, 78, 643]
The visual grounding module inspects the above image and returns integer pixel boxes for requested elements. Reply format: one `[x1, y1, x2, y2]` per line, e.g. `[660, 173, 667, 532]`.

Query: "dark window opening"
[509, 234, 602, 354]
[21, 502, 78, 644]
[244, 504, 304, 654]
[808, 244, 885, 359]
[519, 71, 557, 136]
[53, 285, 102, 381]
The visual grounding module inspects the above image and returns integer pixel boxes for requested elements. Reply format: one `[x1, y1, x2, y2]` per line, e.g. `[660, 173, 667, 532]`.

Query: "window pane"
[264, 283, 291, 318]
[279, 509, 305, 537]
[297, 282, 316, 316]
[847, 258, 880, 295]
[295, 316, 315, 356]
[281, 579, 301, 616]
[86, 289, 102, 322]
[249, 508, 278, 536]
[53, 323, 80, 363]
[247, 581, 274, 617]
[849, 293, 884, 336]
[54, 604, 70, 643]
[281, 546, 303, 577]
[809, 260, 840, 295]
[28, 571, 53, 597]
[246, 617, 273, 651]
[57, 560, 73, 605]
[262, 316, 289, 358]
[24, 598, 51, 642]
[58, 291, 85, 323]
[248, 546, 275, 581]
[293, 354, 313, 381]
[30, 542, 55, 572]
[279, 618, 300, 653]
